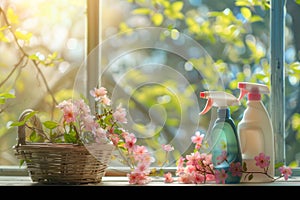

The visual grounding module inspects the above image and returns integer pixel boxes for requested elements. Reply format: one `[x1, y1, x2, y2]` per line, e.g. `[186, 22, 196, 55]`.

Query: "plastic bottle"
[200, 91, 242, 184]
[237, 82, 274, 182]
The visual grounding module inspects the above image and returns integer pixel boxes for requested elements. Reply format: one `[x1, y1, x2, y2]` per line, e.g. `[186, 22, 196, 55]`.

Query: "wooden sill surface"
[1, 166, 299, 186]
[1, 175, 300, 186]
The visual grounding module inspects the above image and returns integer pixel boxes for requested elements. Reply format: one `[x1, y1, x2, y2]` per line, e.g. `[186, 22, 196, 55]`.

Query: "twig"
[0, 7, 58, 107]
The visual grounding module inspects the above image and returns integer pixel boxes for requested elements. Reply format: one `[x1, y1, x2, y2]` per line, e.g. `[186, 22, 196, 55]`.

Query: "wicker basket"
[13, 109, 115, 185]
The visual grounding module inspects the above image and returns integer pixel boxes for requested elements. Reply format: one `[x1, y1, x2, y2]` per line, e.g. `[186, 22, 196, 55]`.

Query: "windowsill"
[1, 175, 300, 186]
[1, 166, 300, 186]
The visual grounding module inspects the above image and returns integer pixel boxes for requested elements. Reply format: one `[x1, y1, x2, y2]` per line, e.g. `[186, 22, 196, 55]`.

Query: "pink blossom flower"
[162, 144, 174, 152]
[109, 133, 120, 146]
[254, 152, 270, 168]
[121, 130, 129, 138]
[279, 166, 292, 181]
[56, 99, 72, 110]
[124, 133, 137, 151]
[206, 174, 215, 181]
[74, 99, 91, 115]
[101, 95, 111, 106]
[164, 172, 174, 183]
[113, 104, 127, 123]
[186, 151, 201, 166]
[127, 172, 151, 185]
[201, 153, 212, 166]
[195, 143, 202, 150]
[82, 115, 98, 131]
[141, 152, 155, 165]
[216, 150, 227, 165]
[177, 157, 185, 168]
[61, 105, 77, 123]
[193, 172, 205, 184]
[178, 172, 194, 184]
[176, 157, 185, 176]
[133, 145, 149, 161]
[229, 162, 242, 177]
[134, 162, 151, 174]
[215, 169, 228, 184]
[176, 167, 184, 177]
[185, 165, 196, 174]
[90, 87, 107, 101]
[191, 131, 204, 147]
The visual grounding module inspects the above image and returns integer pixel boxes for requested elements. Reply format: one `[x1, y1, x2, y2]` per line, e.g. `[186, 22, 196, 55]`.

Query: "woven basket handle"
[17, 109, 44, 146]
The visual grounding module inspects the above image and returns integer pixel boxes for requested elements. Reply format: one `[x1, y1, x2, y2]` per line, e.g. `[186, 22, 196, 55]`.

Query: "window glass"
[0, 0, 86, 165]
[1, 0, 299, 173]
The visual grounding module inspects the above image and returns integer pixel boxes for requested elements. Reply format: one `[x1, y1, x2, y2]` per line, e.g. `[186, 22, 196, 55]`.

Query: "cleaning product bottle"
[200, 91, 242, 184]
[237, 82, 274, 182]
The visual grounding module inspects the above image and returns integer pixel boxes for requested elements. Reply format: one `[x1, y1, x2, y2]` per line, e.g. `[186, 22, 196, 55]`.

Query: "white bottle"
[237, 82, 274, 182]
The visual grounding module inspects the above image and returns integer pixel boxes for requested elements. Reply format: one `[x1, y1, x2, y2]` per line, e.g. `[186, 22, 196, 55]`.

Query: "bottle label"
[239, 127, 264, 158]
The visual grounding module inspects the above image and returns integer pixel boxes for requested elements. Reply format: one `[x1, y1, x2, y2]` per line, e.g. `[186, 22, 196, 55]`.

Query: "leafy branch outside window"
[0, 7, 62, 114]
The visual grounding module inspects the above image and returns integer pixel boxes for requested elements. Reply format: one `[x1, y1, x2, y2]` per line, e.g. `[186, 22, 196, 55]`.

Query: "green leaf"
[0, 93, 15, 99]
[255, 73, 267, 81]
[64, 133, 73, 143]
[151, 13, 164, 26]
[7, 8, 19, 24]
[15, 30, 32, 42]
[48, 52, 58, 59]
[9, 111, 38, 127]
[159, 168, 164, 176]
[295, 0, 300, 4]
[164, 1, 184, 20]
[29, 131, 44, 142]
[28, 54, 40, 61]
[172, 1, 184, 11]
[289, 62, 300, 72]
[275, 162, 284, 169]
[104, 114, 113, 125]
[248, 173, 253, 181]
[288, 161, 298, 168]
[292, 113, 300, 130]
[132, 8, 151, 15]
[19, 159, 25, 167]
[114, 128, 123, 134]
[119, 22, 133, 35]
[64, 131, 78, 143]
[250, 15, 263, 23]
[241, 7, 251, 20]
[9, 121, 25, 127]
[0, 93, 15, 104]
[235, 1, 251, 7]
[43, 121, 58, 130]
[0, 25, 9, 31]
[242, 162, 247, 171]
[0, 33, 9, 42]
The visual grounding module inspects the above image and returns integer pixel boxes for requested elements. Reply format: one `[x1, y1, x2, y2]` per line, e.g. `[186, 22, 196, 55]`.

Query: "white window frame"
[270, 0, 286, 175]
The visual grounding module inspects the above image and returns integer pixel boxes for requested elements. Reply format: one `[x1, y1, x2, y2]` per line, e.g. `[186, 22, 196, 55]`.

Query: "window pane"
[98, 0, 275, 168]
[285, 0, 300, 170]
[99, 0, 298, 170]
[0, 0, 86, 165]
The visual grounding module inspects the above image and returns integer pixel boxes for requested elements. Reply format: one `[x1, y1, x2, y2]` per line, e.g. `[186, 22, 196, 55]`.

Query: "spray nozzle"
[237, 82, 270, 101]
[199, 91, 239, 115]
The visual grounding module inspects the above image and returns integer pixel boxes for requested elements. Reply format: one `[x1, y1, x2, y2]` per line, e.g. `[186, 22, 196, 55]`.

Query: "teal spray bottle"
[237, 82, 274, 182]
[200, 91, 242, 183]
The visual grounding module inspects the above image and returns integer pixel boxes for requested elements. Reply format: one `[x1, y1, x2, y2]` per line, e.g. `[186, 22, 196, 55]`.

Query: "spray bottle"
[200, 91, 242, 184]
[237, 82, 274, 182]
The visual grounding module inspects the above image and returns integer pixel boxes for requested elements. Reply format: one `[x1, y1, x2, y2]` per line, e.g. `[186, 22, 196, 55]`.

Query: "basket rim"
[13, 142, 115, 152]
